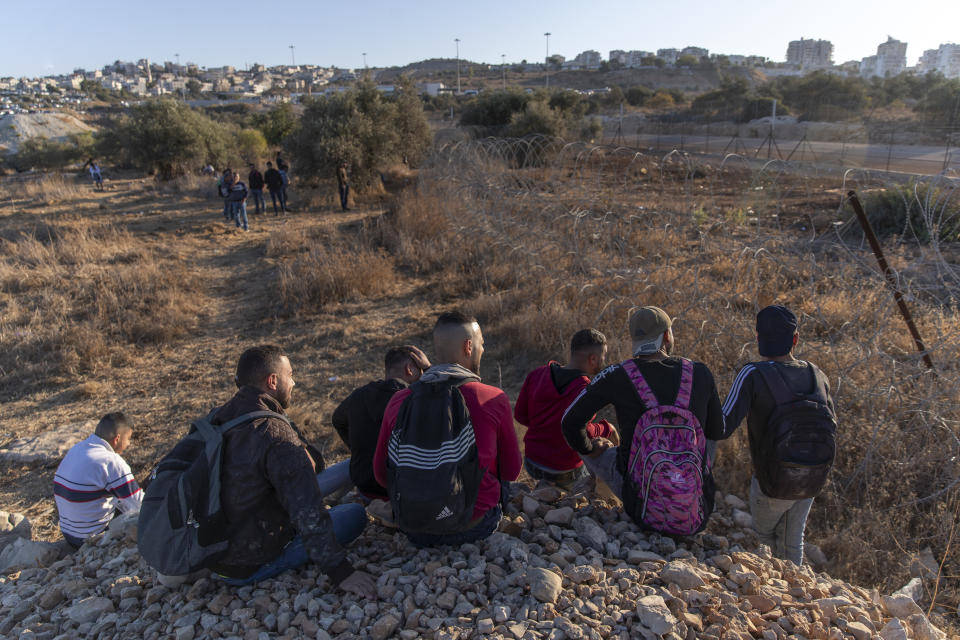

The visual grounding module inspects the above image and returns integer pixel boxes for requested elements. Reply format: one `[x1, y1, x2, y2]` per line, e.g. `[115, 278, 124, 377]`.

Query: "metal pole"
[455, 38, 461, 94]
[886, 131, 893, 173]
[544, 32, 551, 90]
[846, 191, 936, 372]
[502, 54, 506, 90]
[363, 53, 367, 69]
[289, 45, 295, 66]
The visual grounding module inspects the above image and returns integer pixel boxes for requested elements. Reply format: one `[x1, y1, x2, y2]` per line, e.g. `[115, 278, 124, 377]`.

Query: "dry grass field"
[1, 145, 959, 627]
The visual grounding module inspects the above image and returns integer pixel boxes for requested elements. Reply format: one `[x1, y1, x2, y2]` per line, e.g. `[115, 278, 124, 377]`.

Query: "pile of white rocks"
[0, 484, 950, 640]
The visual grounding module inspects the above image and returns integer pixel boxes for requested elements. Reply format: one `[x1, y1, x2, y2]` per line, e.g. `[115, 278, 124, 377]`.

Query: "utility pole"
[501, 54, 506, 90]
[363, 52, 367, 69]
[289, 45, 296, 67]
[544, 32, 551, 90]
[175, 53, 183, 100]
[455, 38, 461, 94]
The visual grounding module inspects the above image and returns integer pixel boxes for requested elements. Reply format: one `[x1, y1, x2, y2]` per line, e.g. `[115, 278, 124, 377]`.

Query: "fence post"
[886, 131, 894, 173]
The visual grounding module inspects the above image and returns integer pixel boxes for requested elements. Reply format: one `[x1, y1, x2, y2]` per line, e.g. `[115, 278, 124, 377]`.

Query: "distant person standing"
[264, 161, 287, 215]
[336, 162, 350, 211]
[276, 153, 291, 209]
[227, 171, 249, 231]
[88, 161, 104, 191]
[248, 164, 265, 215]
[218, 168, 233, 220]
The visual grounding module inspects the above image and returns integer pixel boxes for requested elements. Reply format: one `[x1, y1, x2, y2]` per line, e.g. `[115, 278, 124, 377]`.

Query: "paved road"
[629, 134, 959, 176]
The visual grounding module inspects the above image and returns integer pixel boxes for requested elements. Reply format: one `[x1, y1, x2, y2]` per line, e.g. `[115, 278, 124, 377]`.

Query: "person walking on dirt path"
[54, 412, 142, 549]
[207, 345, 375, 596]
[374, 311, 522, 547]
[88, 161, 104, 191]
[264, 161, 287, 215]
[515, 329, 619, 489]
[227, 171, 249, 231]
[561, 306, 724, 537]
[248, 163, 265, 215]
[336, 162, 350, 211]
[720, 306, 837, 566]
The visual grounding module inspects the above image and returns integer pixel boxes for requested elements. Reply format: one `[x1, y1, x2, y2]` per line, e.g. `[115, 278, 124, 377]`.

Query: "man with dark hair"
[54, 412, 142, 548]
[562, 306, 724, 534]
[721, 306, 837, 566]
[332, 345, 431, 500]
[515, 329, 619, 488]
[248, 163, 265, 215]
[264, 161, 287, 215]
[374, 312, 522, 546]
[211, 345, 374, 596]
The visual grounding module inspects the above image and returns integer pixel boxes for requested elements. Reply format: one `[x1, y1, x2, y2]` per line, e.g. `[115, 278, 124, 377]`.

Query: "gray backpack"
[137, 409, 288, 576]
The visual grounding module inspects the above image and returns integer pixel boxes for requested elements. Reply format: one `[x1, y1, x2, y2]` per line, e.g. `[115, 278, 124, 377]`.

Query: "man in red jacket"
[515, 329, 618, 488]
[374, 311, 522, 546]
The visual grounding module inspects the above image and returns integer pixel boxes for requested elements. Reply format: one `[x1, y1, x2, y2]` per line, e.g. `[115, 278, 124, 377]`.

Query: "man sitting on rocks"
[562, 306, 724, 536]
[209, 345, 375, 596]
[515, 329, 619, 489]
[53, 412, 142, 548]
[332, 345, 430, 502]
[374, 311, 522, 546]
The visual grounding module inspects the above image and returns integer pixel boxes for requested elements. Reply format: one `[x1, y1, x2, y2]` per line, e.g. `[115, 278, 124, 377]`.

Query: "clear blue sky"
[4, 0, 958, 78]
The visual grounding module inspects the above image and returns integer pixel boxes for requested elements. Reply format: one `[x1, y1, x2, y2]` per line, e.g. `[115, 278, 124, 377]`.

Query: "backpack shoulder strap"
[216, 410, 290, 435]
[621, 359, 659, 409]
[673, 358, 695, 409]
[805, 363, 834, 411]
[755, 362, 797, 407]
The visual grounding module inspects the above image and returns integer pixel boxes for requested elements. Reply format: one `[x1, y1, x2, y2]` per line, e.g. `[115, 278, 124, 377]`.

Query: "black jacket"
[248, 170, 264, 190]
[332, 379, 406, 499]
[209, 386, 354, 584]
[264, 168, 284, 191]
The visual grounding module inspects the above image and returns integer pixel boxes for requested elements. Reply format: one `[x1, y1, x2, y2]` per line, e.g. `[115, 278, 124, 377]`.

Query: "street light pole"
[544, 33, 551, 90]
[501, 54, 506, 90]
[289, 45, 296, 67]
[455, 38, 461, 94]
[363, 52, 367, 69]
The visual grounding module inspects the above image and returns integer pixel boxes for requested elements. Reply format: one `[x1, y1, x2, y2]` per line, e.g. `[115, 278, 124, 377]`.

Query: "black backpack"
[386, 379, 484, 535]
[137, 409, 288, 575]
[756, 362, 837, 500]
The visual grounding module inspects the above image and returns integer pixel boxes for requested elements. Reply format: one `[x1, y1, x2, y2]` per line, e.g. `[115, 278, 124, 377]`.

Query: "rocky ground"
[0, 481, 950, 640]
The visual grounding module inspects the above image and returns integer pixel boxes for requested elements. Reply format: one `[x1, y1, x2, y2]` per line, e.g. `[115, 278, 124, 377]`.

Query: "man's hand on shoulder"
[586, 437, 615, 458]
[339, 570, 376, 599]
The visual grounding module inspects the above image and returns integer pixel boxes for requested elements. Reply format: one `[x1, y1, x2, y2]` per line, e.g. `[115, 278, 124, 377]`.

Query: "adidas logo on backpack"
[622, 358, 710, 537]
[435, 506, 454, 520]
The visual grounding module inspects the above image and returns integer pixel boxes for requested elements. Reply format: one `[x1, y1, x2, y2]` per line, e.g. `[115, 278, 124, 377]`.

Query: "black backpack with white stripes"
[386, 378, 484, 534]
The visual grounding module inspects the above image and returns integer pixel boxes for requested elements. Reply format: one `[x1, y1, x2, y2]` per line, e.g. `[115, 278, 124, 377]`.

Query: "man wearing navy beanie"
[719, 306, 837, 566]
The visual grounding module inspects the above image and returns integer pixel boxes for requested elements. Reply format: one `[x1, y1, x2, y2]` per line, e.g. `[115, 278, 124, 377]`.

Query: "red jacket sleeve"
[495, 392, 523, 482]
[373, 389, 409, 488]
[513, 373, 532, 426]
[565, 377, 612, 440]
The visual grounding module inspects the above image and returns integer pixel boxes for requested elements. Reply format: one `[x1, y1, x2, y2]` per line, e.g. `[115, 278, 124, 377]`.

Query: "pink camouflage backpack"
[621, 358, 710, 536]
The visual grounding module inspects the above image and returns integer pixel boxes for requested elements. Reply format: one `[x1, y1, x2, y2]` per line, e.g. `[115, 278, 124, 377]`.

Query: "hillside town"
[1, 35, 959, 114]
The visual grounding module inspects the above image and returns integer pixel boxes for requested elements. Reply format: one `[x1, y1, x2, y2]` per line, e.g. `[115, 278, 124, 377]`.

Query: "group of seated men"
[54, 304, 833, 598]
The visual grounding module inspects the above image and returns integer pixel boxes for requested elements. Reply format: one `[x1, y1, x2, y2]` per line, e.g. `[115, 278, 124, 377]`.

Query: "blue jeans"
[403, 505, 502, 548]
[230, 201, 248, 230]
[270, 190, 287, 215]
[250, 189, 264, 214]
[218, 460, 361, 585]
[524, 457, 588, 488]
[222, 198, 231, 220]
[749, 476, 813, 566]
[338, 183, 349, 210]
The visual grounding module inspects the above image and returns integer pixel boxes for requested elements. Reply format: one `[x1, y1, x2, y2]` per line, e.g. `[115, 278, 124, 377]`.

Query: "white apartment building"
[918, 43, 960, 79]
[786, 38, 833, 70]
[860, 36, 907, 78]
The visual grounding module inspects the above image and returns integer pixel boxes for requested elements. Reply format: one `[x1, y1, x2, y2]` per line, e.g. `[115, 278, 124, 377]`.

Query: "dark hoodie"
[331, 379, 407, 499]
[209, 386, 354, 584]
[515, 362, 613, 471]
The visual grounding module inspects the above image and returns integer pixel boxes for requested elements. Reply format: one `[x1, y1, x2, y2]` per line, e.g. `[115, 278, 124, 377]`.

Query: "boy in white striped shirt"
[53, 412, 142, 548]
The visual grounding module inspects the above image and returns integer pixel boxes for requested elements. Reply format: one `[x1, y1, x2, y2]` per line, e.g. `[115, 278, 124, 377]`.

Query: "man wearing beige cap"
[561, 306, 725, 535]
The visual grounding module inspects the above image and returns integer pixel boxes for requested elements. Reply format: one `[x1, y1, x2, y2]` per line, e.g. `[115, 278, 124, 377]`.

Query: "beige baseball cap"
[629, 306, 671, 355]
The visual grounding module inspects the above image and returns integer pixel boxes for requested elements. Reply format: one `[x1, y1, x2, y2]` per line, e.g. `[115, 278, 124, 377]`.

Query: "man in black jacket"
[263, 162, 287, 215]
[210, 345, 374, 596]
[332, 346, 430, 500]
[247, 163, 265, 215]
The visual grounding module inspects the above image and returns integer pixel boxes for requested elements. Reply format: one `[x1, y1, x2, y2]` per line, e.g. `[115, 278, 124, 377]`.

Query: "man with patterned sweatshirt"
[54, 412, 142, 548]
[515, 329, 619, 488]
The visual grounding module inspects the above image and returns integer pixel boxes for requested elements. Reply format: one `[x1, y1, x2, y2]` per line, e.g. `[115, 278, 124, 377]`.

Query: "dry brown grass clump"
[16, 173, 86, 205]
[0, 218, 205, 397]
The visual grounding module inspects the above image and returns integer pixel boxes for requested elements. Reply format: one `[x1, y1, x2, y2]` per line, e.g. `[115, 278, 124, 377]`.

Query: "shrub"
[12, 132, 95, 171]
[285, 78, 431, 187]
[237, 128, 268, 163]
[98, 99, 238, 179]
[861, 180, 960, 243]
[249, 102, 298, 146]
[646, 91, 675, 109]
[459, 90, 530, 128]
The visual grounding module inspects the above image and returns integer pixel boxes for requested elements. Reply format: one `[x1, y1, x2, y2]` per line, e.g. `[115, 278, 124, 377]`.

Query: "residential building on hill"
[860, 36, 907, 78]
[918, 43, 960, 79]
[786, 38, 833, 70]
